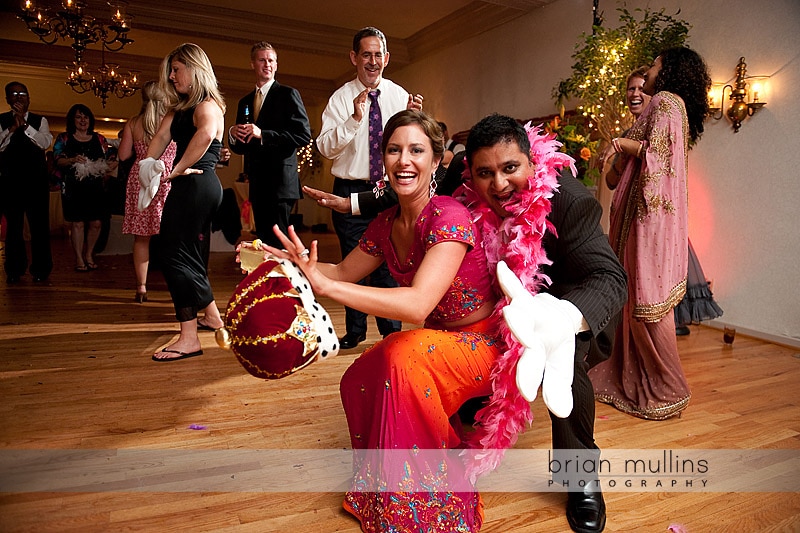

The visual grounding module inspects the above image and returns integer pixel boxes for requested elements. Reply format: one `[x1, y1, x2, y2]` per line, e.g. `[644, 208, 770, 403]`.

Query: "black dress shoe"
[567, 486, 606, 533]
[675, 326, 691, 336]
[339, 332, 367, 349]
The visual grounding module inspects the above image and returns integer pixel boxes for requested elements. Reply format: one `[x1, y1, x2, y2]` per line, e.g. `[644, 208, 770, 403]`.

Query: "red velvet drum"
[217, 257, 339, 379]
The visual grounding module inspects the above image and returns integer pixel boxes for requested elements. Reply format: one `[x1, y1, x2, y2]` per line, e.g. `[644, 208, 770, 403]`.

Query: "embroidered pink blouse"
[609, 90, 689, 321]
[359, 195, 493, 326]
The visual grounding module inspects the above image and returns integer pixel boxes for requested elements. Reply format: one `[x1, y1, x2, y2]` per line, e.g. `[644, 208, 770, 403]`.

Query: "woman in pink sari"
[589, 47, 711, 420]
[266, 110, 500, 532]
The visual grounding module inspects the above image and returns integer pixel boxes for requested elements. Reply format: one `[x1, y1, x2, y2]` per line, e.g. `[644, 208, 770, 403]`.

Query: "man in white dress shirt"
[316, 27, 423, 349]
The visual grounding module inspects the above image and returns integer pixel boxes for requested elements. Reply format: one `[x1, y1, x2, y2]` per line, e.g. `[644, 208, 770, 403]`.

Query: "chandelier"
[19, 0, 139, 106]
[66, 50, 140, 107]
[19, 0, 134, 62]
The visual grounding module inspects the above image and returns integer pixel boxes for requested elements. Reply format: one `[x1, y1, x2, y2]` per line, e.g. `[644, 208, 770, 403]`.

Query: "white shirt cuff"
[561, 299, 590, 334]
[350, 192, 361, 216]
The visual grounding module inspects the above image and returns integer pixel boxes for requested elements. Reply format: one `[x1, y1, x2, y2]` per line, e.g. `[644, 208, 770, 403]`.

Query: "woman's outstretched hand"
[262, 225, 316, 263]
[262, 225, 330, 296]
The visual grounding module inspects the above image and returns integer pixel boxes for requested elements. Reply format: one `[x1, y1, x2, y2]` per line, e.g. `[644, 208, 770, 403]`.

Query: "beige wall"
[6, 0, 799, 343]
[390, 0, 800, 345]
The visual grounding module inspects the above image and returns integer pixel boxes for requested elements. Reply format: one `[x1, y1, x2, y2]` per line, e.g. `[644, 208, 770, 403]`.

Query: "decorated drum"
[216, 256, 339, 379]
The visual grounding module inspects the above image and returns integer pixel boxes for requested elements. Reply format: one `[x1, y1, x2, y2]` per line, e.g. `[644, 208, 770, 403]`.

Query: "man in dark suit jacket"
[229, 41, 311, 248]
[304, 114, 626, 533]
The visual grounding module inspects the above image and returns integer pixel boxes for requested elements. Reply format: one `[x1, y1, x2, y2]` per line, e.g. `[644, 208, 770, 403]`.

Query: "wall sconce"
[708, 57, 769, 133]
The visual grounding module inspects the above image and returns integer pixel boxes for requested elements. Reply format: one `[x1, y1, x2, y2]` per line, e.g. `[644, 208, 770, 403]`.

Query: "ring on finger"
[299, 248, 310, 258]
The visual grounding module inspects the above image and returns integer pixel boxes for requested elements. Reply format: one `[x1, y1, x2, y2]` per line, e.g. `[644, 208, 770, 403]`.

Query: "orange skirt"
[340, 317, 501, 532]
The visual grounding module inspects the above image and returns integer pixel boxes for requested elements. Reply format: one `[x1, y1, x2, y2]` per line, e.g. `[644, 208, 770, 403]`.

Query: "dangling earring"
[429, 174, 438, 198]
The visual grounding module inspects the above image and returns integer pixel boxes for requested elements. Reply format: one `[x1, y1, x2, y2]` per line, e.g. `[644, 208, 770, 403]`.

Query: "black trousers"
[331, 177, 400, 337]
[253, 196, 295, 249]
[3, 179, 52, 280]
[549, 345, 601, 490]
[159, 170, 222, 322]
[248, 170, 297, 248]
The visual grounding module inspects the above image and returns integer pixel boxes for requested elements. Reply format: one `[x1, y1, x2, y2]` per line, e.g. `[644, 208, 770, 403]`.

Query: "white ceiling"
[0, 0, 558, 106]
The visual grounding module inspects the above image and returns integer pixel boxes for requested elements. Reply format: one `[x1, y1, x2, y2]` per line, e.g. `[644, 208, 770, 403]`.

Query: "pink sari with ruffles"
[589, 91, 691, 420]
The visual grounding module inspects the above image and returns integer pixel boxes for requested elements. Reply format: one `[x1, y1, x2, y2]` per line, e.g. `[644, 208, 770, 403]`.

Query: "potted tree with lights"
[553, 7, 691, 145]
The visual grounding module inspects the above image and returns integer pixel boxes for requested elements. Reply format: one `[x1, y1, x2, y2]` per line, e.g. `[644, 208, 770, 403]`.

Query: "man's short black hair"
[5, 81, 27, 99]
[465, 114, 530, 166]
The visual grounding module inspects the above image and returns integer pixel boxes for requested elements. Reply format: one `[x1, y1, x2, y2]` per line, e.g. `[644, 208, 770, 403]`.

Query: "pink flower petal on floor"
[188, 424, 207, 430]
[668, 524, 688, 533]
[598, 415, 609, 420]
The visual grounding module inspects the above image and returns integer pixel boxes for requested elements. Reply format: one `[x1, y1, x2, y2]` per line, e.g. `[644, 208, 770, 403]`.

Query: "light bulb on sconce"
[708, 57, 770, 133]
[707, 82, 725, 115]
[747, 76, 769, 112]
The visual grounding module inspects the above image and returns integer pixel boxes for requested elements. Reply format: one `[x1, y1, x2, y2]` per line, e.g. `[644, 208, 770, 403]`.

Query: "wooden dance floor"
[1, 232, 798, 532]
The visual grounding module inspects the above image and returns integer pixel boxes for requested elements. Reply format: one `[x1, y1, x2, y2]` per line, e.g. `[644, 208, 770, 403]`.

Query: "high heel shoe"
[135, 285, 147, 303]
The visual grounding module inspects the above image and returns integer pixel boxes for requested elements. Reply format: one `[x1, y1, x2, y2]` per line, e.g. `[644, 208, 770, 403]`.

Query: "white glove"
[497, 261, 577, 418]
[137, 157, 165, 211]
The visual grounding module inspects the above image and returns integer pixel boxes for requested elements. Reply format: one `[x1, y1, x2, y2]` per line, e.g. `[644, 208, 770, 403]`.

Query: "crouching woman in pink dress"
[265, 110, 500, 532]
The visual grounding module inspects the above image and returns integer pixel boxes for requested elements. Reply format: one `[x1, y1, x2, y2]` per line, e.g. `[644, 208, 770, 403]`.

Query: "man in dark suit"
[304, 114, 626, 533]
[229, 41, 311, 248]
[0, 81, 53, 283]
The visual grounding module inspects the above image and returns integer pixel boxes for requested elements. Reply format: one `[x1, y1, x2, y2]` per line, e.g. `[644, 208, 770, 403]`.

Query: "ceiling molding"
[125, 0, 551, 68]
[128, 0, 372, 62]
[481, 0, 555, 8]
[0, 39, 337, 106]
[0, 0, 559, 109]
[406, 1, 528, 60]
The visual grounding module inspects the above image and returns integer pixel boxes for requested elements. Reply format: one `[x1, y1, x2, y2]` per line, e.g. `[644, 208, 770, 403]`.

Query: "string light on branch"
[554, 7, 692, 143]
[297, 139, 322, 179]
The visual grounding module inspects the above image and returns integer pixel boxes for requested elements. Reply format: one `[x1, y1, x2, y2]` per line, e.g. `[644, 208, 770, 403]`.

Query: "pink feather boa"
[459, 122, 576, 482]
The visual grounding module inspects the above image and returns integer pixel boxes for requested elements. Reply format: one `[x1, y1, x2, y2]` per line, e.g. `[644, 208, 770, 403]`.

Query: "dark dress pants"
[549, 343, 601, 490]
[249, 178, 298, 249]
[331, 177, 401, 337]
[3, 178, 52, 280]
